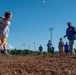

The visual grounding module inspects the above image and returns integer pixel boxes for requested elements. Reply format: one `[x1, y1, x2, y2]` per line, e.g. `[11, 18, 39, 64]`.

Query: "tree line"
[1, 49, 76, 56]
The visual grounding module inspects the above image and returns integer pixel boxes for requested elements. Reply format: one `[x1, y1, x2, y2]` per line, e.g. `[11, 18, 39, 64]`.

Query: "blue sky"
[0, 0, 76, 51]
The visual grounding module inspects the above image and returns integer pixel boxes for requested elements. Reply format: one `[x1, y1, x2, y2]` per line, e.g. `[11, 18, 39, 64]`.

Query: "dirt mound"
[0, 55, 76, 75]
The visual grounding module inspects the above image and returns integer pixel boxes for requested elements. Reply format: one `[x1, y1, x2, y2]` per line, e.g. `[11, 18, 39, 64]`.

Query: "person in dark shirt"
[39, 45, 43, 55]
[64, 42, 69, 54]
[64, 22, 76, 54]
[47, 40, 52, 53]
[51, 46, 55, 54]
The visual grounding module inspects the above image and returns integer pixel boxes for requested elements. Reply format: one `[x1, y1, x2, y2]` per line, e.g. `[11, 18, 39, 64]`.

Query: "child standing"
[64, 42, 69, 54]
[58, 38, 64, 54]
[47, 40, 52, 53]
[51, 46, 55, 54]
[0, 12, 12, 55]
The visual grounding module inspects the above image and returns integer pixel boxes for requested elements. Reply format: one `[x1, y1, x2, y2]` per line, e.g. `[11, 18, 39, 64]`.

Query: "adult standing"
[64, 22, 76, 54]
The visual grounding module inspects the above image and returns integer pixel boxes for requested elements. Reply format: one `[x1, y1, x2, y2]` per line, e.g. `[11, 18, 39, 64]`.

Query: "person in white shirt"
[0, 12, 12, 55]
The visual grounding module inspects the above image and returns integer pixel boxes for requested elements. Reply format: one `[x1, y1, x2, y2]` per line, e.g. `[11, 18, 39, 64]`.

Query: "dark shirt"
[47, 43, 52, 47]
[39, 46, 43, 52]
[64, 44, 69, 50]
[66, 26, 76, 40]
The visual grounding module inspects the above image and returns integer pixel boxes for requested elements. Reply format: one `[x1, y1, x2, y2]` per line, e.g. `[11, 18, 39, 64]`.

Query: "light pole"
[34, 43, 36, 51]
[28, 44, 30, 50]
[48, 28, 54, 43]
[23, 44, 25, 50]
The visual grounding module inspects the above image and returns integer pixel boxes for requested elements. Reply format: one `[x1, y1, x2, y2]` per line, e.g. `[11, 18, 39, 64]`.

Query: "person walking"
[64, 22, 76, 54]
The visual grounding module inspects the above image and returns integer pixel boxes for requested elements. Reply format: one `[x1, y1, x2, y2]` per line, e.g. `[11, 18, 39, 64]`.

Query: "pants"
[69, 40, 75, 54]
[59, 47, 64, 54]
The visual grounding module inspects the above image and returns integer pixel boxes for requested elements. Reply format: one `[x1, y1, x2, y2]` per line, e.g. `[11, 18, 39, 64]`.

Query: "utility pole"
[48, 28, 54, 43]
[28, 44, 30, 55]
[28, 44, 30, 50]
[34, 43, 36, 51]
[23, 44, 25, 50]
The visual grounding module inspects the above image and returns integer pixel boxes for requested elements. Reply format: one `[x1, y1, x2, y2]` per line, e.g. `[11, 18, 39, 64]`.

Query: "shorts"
[0, 38, 6, 44]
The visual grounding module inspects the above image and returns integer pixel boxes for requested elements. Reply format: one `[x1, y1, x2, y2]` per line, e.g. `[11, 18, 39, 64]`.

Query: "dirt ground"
[0, 54, 76, 75]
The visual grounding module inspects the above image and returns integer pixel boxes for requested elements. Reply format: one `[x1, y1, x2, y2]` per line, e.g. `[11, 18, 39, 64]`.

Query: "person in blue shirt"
[64, 42, 69, 54]
[47, 40, 52, 53]
[51, 46, 55, 54]
[39, 45, 43, 55]
[64, 22, 76, 54]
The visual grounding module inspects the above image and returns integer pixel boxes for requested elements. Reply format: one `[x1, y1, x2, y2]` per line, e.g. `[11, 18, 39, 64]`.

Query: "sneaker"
[4, 51, 9, 56]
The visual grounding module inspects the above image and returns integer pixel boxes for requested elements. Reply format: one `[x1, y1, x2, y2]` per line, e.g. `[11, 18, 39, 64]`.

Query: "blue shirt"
[47, 43, 52, 47]
[51, 47, 54, 54]
[64, 44, 69, 50]
[39, 46, 43, 52]
[66, 26, 76, 40]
